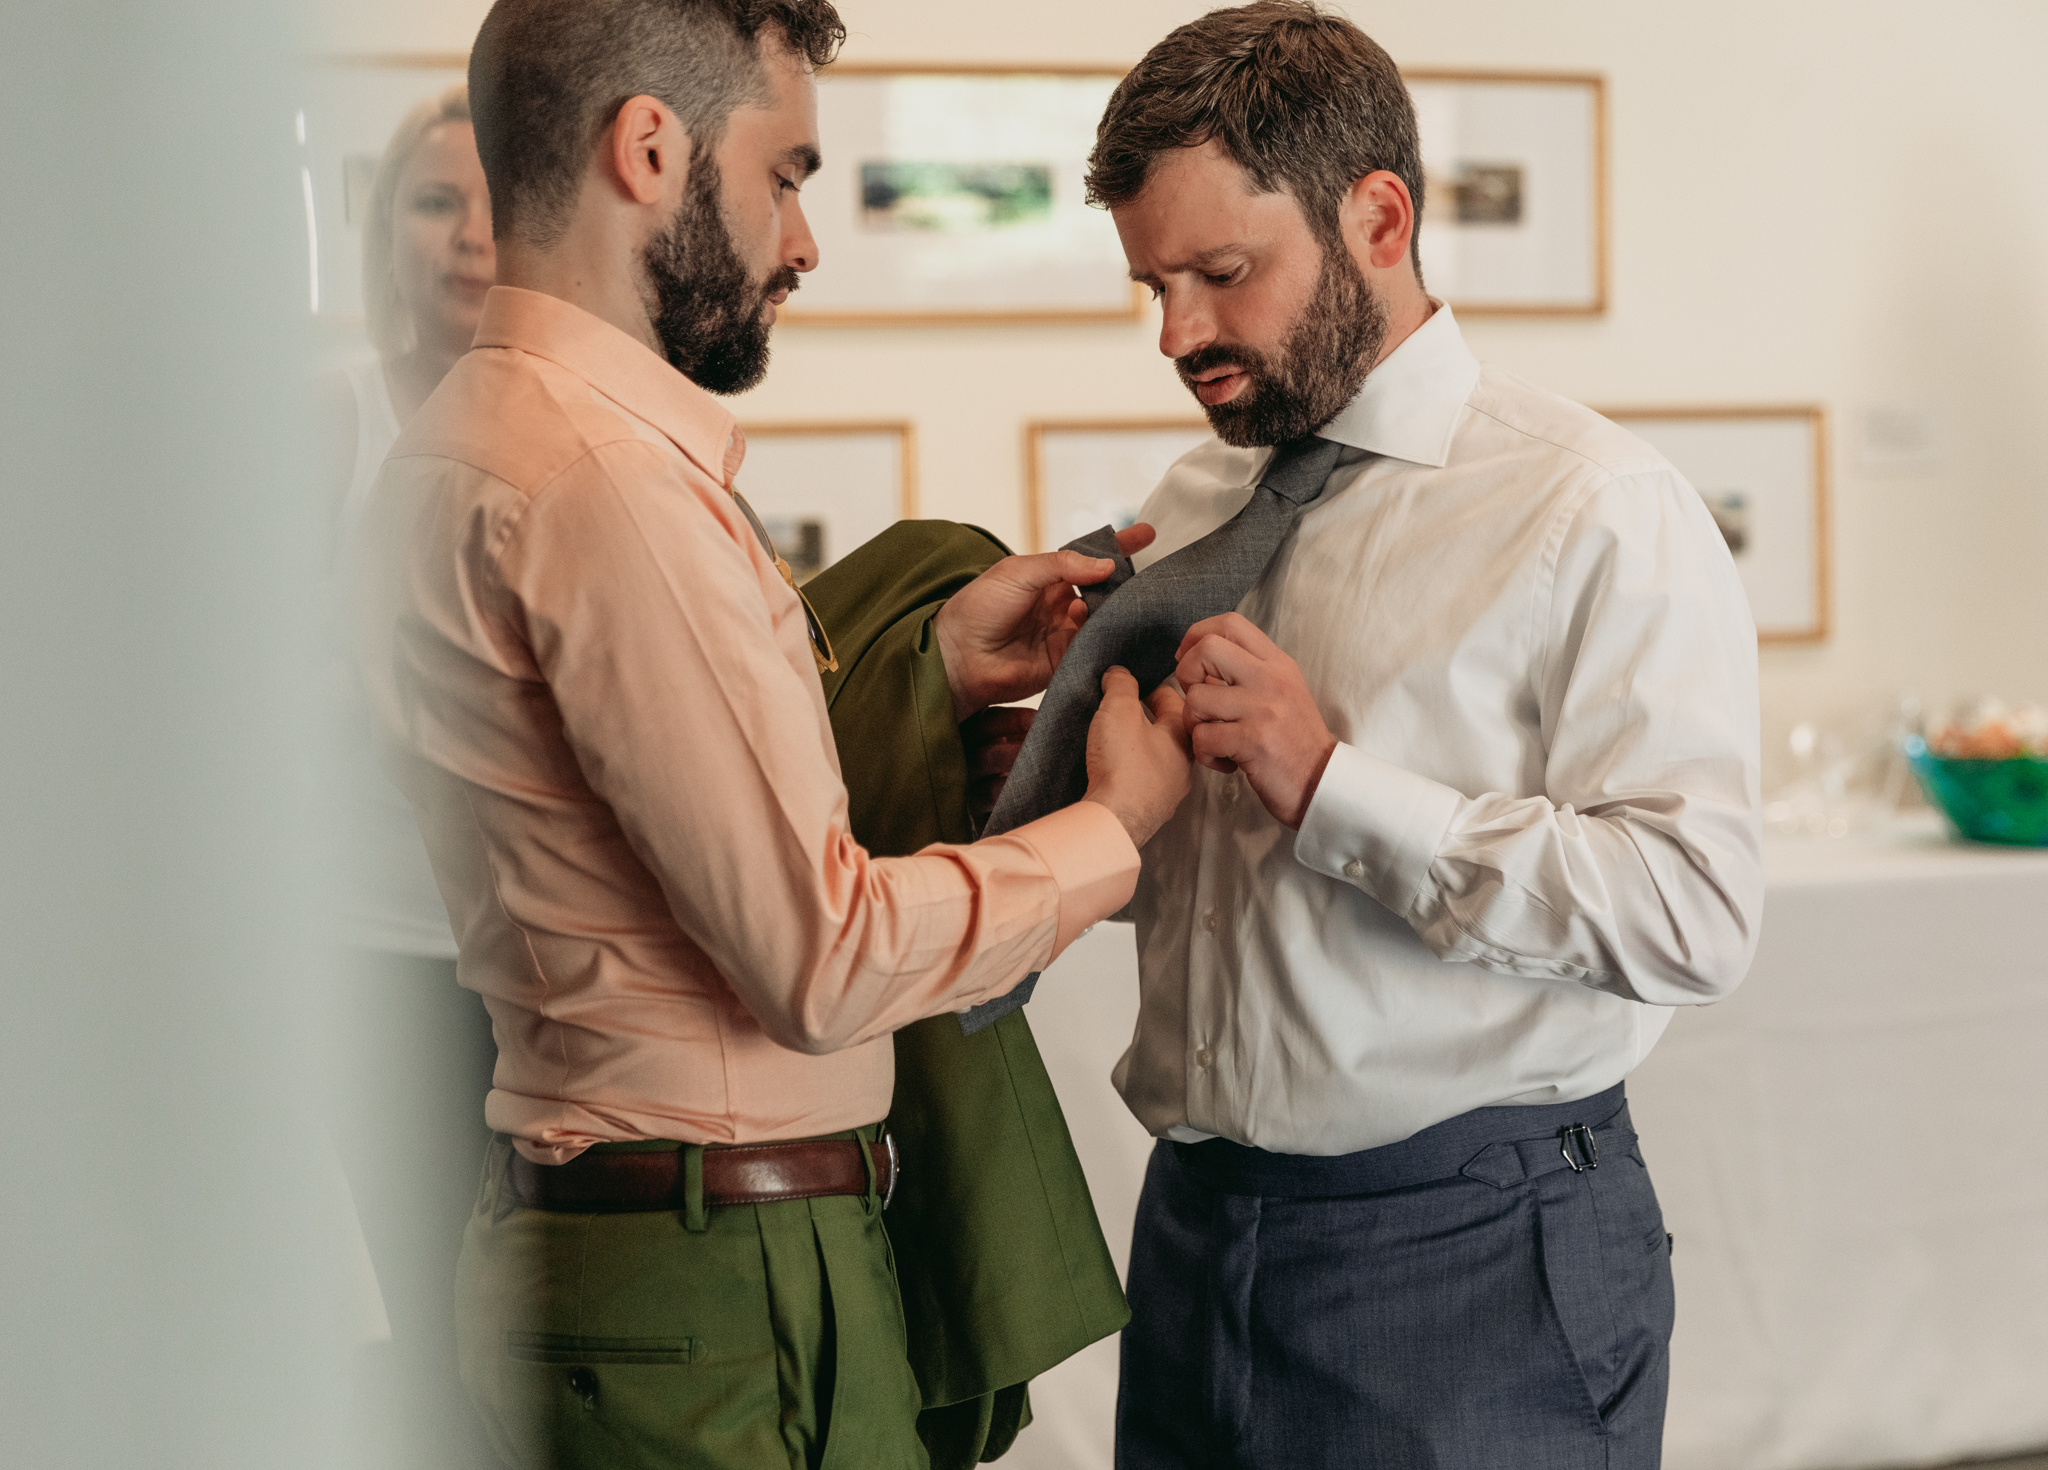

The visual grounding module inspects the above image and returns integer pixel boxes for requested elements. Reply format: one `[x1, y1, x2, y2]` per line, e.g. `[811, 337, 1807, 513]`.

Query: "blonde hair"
[361, 84, 473, 359]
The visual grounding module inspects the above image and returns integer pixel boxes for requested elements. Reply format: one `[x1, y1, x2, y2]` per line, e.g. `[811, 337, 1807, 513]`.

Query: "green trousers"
[457, 1129, 928, 1470]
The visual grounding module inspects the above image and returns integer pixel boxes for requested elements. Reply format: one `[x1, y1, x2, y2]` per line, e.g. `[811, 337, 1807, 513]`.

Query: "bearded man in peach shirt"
[346, 1, 1192, 1466]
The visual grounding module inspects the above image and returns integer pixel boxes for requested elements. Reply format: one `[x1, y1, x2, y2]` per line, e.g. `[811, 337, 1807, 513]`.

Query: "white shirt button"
[1202, 911, 1221, 933]
[1342, 858, 1365, 880]
[1195, 1047, 1214, 1068]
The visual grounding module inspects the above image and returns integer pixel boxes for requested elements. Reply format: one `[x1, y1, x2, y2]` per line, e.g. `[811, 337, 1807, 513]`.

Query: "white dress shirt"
[1111, 303, 1764, 1157]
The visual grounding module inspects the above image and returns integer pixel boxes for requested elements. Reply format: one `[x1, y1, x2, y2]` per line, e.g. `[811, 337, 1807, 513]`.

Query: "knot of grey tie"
[957, 434, 1347, 1034]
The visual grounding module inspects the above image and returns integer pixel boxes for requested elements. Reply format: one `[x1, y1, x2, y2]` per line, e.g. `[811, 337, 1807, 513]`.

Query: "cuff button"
[1342, 858, 1365, 880]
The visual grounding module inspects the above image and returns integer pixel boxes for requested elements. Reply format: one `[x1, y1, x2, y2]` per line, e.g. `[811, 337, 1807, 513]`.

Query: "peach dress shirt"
[349, 287, 1138, 1163]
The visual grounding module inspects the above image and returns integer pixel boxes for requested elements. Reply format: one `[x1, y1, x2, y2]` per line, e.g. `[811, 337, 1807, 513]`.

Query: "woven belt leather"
[504, 1137, 897, 1214]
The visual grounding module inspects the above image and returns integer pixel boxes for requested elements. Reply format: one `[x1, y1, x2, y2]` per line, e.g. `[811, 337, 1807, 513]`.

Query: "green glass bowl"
[1904, 737, 2048, 846]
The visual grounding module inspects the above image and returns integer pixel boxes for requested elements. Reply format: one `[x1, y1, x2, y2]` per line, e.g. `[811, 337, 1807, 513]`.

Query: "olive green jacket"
[804, 522, 1130, 1467]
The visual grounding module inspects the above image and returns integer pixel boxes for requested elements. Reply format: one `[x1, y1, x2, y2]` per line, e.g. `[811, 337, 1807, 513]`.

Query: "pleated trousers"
[458, 1127, 929, 1470]
[1117, 1085, 1674, 1470]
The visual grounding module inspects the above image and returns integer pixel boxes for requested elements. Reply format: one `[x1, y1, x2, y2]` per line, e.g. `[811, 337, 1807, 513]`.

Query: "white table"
[1008, 816, 2048, 1470]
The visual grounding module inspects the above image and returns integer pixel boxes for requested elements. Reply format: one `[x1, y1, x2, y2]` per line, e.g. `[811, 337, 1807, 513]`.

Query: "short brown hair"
[1087, 0, 1424, 267]
[470, 0, 845, 249]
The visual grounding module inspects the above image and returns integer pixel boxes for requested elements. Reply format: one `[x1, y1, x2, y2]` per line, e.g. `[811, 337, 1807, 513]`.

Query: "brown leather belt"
[503, 1134, 899, 1214]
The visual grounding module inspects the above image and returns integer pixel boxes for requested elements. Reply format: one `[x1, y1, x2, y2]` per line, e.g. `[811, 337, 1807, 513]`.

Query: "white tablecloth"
[1006, 816, 2048, 1470]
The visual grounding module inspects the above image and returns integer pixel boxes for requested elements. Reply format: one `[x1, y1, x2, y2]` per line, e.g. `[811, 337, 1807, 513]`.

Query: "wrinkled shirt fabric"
[1114, 303, 1763, 1157]
[349, 287, 1138, 1163]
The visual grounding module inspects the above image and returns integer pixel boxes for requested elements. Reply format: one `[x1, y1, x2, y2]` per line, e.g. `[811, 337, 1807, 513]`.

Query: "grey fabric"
[1115, 1086, 1674, 1469]
[1061, 525, 1136, 615]
[958, 435, 1348, 1035]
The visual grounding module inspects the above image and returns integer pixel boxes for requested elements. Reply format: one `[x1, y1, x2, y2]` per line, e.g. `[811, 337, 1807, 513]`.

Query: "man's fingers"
[1189, 721, 1240, 774]
[1174, 611, 1277, 664]
[969, 742, 1023, 779]
[1181, 680, 1254, 727]
[1145, 681, 1185, 724]
[966, 706, 1036, 740]
[1114, 522, 1157, 557]
[1146, 683, 1193, 754]
[1175, 631, 1262, 693]
[1099, 664, 1140, 703]
[1047, 549, 1121, 587]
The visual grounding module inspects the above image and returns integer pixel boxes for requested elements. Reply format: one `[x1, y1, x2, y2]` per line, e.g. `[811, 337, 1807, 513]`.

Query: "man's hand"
[1083, 666, 1192, 849]
[960, 705, 1033, 821]
[1174, 613, 1336, 831]
[934, 524, 1158, 721]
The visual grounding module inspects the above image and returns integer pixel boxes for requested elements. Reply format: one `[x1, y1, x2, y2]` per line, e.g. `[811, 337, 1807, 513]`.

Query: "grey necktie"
[958, 434, 1348, 1034]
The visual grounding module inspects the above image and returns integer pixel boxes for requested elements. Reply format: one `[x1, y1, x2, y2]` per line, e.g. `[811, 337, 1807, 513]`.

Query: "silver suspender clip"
[1560, 1123, 1600, 1173]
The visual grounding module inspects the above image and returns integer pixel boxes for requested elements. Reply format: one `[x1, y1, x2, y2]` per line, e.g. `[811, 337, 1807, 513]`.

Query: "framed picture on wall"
[1599, 406, 1830, 643]
[1025, 419, 1212, 553]
[734, 423, 917, 581]
[783, 66, 1141, 324]
[1405, 71, 1607, 316]
[298, 54, 470, 333]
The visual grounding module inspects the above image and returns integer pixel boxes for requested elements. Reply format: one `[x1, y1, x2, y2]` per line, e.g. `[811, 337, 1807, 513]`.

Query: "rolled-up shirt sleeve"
[1295, 469, 1763, 1007]
[497, 439, 1139, 1054]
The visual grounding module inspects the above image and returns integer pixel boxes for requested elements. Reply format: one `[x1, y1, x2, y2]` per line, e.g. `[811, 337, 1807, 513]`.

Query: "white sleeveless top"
[335, 357, 459, 957]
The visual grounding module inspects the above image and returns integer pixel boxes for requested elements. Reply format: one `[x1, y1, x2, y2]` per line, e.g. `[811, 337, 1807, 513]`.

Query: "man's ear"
[1341, 169, 1415, 274]
[606, 94, 689, 206]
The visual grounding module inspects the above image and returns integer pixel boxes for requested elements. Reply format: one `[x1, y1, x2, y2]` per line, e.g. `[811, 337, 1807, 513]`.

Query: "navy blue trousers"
[1116, 1086, 1673, 1470]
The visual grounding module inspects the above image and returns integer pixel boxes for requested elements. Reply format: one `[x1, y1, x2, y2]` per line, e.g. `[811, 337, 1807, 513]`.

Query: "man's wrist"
[930, 601, 979, 721]
[1282, 736, 1340, 830]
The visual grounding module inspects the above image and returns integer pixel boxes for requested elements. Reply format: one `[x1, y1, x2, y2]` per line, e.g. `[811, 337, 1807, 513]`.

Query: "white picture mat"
[1410, 77, 1600, 310]
[297, 62, 468, 332]
[1034, 424, 1213, 552]
[734, 429, 909, 573]
[792, 73, 1132, 318]
[1611, 413, 1824, 639]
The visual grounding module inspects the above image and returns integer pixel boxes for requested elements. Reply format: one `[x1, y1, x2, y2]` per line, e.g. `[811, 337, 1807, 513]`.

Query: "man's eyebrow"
[784, 143, 823, 179]
[1128, 244, 1248, 282]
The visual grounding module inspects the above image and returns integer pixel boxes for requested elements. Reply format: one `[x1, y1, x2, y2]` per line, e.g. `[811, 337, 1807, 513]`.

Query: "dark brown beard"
[641, 158, 798, 396]
[1176, 244, 1386, 447]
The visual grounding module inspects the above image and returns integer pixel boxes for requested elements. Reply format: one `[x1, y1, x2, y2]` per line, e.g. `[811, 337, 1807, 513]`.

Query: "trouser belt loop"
[858, 1125, 880, 1216]
[682, 1144, 708, 1233]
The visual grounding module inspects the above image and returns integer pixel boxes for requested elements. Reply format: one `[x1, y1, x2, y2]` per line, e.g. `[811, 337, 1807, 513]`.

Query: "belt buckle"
[1560, 1123, 1599, 1173]
[881, 1131, 900, 1210]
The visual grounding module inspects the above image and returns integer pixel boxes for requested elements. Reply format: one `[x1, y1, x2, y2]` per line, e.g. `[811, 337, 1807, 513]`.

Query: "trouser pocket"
[1535, 1151, 1675, 1429]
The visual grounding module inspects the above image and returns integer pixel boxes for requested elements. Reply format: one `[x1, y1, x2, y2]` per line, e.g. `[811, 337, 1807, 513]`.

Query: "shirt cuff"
[1010, 799, 1141, 958]
[1294, 742, 1461, 918]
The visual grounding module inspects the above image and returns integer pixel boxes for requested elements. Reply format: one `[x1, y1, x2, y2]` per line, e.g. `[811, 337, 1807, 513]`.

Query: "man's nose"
[1157, 293, 1213, 361]
[785, 195, 819, 274]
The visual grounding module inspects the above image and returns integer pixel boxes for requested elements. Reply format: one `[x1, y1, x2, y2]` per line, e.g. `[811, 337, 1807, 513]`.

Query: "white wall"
[316, 0, 2048, 781]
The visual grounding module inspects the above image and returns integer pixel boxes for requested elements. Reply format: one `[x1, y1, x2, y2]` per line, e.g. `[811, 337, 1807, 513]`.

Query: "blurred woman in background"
[320, 83, 502, 1470]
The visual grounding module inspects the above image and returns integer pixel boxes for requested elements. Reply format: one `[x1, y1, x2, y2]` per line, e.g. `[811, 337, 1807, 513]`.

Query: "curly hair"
[1087, 0, 1423, 266]
[470, 0, 845, 248]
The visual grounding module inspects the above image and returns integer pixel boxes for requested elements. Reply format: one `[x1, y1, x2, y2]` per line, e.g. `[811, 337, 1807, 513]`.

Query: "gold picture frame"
[1024, 417, 1211, 553]
[1402, 70, 1609, 317]
[783, 63, 1143, 326]
[734, 421, 918, 582]
[1595, 405, 1830, 644]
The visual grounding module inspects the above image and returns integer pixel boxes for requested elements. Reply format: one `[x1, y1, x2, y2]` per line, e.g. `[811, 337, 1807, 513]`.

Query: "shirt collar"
[1315, 299, 1480, 469]
[470, 285, 746, 486]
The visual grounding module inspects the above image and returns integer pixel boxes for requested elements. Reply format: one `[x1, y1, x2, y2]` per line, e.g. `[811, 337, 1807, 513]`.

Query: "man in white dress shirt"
[1089, 6, 1763, 1467]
